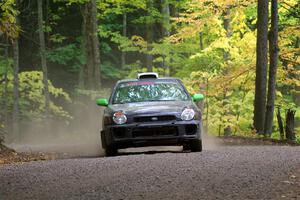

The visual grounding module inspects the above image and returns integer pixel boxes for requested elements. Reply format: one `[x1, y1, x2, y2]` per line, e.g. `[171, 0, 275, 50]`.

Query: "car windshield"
[112, 81, 189, 104]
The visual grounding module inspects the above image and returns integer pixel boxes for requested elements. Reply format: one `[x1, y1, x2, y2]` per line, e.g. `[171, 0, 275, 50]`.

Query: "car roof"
[116, 77, 181, 84]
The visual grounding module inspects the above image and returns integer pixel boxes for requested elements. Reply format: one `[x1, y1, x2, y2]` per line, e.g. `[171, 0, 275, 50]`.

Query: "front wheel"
[105, 145, 118, 157]
[190, 139, 202, 152]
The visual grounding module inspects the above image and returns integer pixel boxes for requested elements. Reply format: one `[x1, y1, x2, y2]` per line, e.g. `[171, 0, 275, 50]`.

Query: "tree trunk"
[146, 0, 153, 72]
[235, 88, 248, 135]
[264, 0, 278, 136]
[82, 5, 89, 88]
[79, 5, 85, 90]
[3, 37, 9, 132]
[296, 37, 299, 48]
[199, 32, 203, 50]
[161, 0, 170, 76]
[45, 0, 50, 46]
[254, 0, 269, 134]
[91, 0, 101, 89]
[222, 6, 232, 136]
[37, 0, 50, 117]
[11, 0, 20, 142]
[82, 0, 101, 90]
[223, 6, 231, 60]
[168, 4, 179, 76]
[161, 0, 170, 37]
[12, 37, 19, 141]
[276, 107, 284, 140]
[285, 109, 296, 141]
[293, 37, 300, 107]
[121, 12, 127, 69]
[78, 66, 84, 89]
[1, 37, 10, 143]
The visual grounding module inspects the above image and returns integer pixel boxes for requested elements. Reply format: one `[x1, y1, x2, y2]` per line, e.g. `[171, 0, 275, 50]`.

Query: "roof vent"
[137, 72, 158, 79]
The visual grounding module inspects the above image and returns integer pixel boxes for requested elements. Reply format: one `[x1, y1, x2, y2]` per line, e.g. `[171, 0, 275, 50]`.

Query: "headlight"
[181, 108, 195, 121]
[113, 111, 127, 124]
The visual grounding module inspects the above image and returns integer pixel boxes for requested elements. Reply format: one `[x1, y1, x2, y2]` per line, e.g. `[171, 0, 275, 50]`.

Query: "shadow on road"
[117, 146, 184, 156]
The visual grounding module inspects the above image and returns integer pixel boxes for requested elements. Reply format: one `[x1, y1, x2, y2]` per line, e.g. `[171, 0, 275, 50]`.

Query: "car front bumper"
[101, 120, 202, 149]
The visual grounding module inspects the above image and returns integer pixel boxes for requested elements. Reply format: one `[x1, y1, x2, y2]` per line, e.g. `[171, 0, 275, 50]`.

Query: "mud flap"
[101, 130, 107, 149]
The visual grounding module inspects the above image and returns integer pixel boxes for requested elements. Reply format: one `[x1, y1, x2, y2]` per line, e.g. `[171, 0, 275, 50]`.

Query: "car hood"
[108, 101, 195, 115]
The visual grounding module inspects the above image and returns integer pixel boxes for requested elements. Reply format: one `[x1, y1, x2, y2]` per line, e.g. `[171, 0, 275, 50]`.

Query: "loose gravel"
[0, 146, 300, 200]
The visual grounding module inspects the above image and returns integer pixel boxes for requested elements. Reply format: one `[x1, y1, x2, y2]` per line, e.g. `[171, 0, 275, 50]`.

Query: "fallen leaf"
[281, 180, 294, 184]
[289, 175, 296, 179]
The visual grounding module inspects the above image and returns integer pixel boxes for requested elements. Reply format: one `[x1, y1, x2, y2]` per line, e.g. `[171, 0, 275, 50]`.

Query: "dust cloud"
[119, 131, 222, 154]
[6, 99, 105, 157]
[5, 98, 221, 157]
[202, 133, 222, 150]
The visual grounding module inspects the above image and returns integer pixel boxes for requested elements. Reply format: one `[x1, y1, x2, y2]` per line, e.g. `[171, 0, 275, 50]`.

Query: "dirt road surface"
[1, 146, 300, 200]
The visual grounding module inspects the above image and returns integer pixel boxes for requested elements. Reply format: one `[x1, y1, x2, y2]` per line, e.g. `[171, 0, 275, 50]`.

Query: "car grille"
[132, 126, 178, 138]
[133, 115, 176, 123]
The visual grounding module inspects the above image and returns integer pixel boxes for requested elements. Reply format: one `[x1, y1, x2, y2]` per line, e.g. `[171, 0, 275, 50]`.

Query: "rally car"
[97, 73, 204, 156]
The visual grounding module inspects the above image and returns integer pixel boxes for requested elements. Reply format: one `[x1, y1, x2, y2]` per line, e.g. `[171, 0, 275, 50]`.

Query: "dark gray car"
[97, 73, 204, 156]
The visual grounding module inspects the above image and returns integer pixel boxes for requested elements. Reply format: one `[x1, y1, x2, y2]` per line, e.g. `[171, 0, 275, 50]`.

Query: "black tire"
[182, 143, 191, 152]
[190, 139, 202, 152]
[105, 145, 118, 157]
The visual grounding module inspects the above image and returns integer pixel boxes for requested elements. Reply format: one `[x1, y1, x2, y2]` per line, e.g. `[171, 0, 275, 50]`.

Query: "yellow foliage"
[0, 0, 20, 39]
[5, 71, 72, 119]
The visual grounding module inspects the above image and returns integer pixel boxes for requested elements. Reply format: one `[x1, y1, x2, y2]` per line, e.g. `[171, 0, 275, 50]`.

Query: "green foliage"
[296, 135, 300, 145]
[55, 0, 90, 5]
[46, 43, 84, 72]
[99, 0, 146, 15]
[101, 61, 123, 79]
[0, 56, 13, 76]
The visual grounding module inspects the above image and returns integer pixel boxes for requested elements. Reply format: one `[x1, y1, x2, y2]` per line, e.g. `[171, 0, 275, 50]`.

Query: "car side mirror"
[192, 94, 204, 102]
[96, 98, 108, 106]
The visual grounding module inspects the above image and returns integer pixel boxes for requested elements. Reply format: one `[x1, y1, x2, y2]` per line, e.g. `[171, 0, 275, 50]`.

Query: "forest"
[0, 0, 299, 145]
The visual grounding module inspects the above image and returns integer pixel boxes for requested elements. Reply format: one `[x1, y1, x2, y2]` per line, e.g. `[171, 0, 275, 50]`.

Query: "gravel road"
[1, 146, 300, 200]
